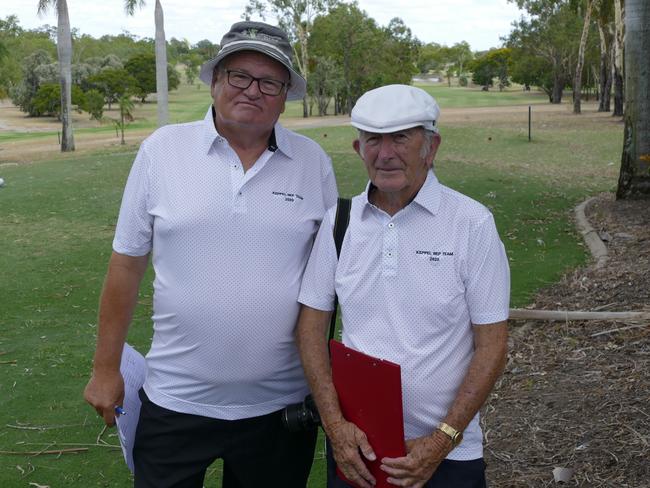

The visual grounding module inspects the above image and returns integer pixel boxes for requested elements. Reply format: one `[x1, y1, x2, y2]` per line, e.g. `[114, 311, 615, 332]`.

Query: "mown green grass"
[0, 82, 550, 144]
[0, 91, 622, 486]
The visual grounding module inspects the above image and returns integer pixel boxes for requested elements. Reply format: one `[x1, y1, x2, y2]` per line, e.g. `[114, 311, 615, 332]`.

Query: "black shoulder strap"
[328, 197, 351, 342]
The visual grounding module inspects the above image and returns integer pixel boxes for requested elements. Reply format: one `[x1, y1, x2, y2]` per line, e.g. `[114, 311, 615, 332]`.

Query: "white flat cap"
[351, 84, 440, 133]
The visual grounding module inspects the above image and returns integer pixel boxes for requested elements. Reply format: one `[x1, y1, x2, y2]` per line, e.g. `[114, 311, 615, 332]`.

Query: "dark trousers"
[326, 440, 487, 488]
[133, 390, 317, 488]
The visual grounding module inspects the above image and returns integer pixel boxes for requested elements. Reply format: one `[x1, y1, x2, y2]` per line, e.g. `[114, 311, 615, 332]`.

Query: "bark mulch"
[483, 193, 650, 487]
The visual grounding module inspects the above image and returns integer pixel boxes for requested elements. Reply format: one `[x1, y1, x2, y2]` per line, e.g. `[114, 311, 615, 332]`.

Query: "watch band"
[438, 422, 462, 447]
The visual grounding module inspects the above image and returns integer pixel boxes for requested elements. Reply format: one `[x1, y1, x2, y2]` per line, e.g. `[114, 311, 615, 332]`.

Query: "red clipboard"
[330, 339, 406, 488]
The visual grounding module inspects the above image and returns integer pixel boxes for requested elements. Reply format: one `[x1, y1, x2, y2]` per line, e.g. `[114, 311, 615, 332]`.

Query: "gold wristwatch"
[437, 422, 463, 447]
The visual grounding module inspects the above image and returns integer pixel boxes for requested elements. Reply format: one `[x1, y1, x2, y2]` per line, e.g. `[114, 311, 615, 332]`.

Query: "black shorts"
[326, 438, 487, 488]
[133, 389, 317, 488]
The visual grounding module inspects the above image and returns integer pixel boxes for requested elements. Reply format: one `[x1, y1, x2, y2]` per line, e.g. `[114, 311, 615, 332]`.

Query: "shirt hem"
[143, 382, 309, 420]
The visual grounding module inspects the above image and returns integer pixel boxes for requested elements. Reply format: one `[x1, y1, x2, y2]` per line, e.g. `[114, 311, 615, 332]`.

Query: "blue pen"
[115, 406, 126, 416]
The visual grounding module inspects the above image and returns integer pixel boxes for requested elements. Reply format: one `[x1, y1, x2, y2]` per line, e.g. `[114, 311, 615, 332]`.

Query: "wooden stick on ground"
[509, 309, 650, 321]
[0, 448, 88, 456]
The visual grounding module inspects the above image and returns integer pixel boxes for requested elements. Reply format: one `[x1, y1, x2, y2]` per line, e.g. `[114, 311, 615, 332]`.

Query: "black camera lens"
[282, 394, 321, 432]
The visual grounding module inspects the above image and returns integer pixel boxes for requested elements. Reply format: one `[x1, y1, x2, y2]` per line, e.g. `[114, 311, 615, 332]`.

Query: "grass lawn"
[0, 86, 623, 486]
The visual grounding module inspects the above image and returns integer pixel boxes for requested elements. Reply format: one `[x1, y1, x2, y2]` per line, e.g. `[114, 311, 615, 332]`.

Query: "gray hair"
[357, 128, 436, 160]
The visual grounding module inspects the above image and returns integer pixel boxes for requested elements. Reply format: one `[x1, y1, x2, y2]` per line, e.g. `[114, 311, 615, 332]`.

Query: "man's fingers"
[101, 407, 116, 427]
[356, 431, 377, 461]
[340, 460, 375, 488]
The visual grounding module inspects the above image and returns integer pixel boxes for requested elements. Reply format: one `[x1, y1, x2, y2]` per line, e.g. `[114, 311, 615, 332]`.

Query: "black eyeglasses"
[225, 69, 288, 96]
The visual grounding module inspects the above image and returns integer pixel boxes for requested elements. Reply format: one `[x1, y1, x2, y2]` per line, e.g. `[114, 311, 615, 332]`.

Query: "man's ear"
[425, 133, 442, 167]
[353, 139, 361, 156]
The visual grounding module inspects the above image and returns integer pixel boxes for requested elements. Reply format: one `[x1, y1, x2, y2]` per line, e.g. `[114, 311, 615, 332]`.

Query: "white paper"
[115, 343, 147, 473]
[553, 466, 574, 483]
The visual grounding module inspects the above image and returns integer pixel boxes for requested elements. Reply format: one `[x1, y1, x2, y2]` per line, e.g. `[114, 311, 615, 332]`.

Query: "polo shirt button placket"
[382, 220, 398, 277]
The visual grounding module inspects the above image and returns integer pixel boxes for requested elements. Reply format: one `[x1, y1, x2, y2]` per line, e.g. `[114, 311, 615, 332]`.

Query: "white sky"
[1, 0, 524, 51]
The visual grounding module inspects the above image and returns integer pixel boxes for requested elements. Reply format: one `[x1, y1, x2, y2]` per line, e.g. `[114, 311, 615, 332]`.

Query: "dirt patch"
[484, 193, 650, 487]
[1, 100, 619, 165]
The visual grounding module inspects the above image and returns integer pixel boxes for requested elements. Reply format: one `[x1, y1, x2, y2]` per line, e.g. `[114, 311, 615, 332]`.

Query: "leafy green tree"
[86, 67, 136, 109]
[168, 37, 190, 63]
[124, 0, 169, 126]
[82, 88, 105, 120]
[449, 41, 473, 80]
[468, 53, 496, 90]
[31, 82, 85, 117]
[310, 3, 375, 113]
[244, 0, 336, 118]
[73, 32, 152, 62]
[180, 52, 202, 85]
[417, 42, 444, 74]
[37, 0, 75, 151]
[307, 56, 342, 115]
[31, 82, 60, 116]
[193, 39, 219, 61]
[124, 52, 179, 102]
[310, 4, 419, 114]
[10, 49, 53, 114]
[506, 3, 583, 103]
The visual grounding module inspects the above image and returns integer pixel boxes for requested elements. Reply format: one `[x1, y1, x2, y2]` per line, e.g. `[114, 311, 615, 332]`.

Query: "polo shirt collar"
[202, 106, 295, 159]
[361, 169, 442, 219]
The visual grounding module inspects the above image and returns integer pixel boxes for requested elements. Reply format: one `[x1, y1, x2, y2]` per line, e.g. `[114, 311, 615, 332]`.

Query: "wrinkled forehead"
[215, 51, 290, 78]
[358, 126, 424, 138]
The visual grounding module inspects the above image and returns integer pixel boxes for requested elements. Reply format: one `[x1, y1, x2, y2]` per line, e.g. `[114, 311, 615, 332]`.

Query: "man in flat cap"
[84, 21, 337, 487]
[296, 84, 509, 488]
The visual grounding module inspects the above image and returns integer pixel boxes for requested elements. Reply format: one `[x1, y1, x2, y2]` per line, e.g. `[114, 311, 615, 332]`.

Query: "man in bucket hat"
[84, 21, 337, 487]
[296, 84, 509, 488]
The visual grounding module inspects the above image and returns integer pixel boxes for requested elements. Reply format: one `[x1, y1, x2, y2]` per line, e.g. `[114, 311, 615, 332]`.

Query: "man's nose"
[243, 79, 262, 97]
[377, 136, 397, 160]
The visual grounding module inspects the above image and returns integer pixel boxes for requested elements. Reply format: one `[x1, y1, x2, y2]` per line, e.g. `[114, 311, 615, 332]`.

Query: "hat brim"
[199, 44, 306, 101]
[350, 121, 438, 133]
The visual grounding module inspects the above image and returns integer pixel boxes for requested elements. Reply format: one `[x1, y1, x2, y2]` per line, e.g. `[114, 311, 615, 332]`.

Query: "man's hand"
[328, 419, 377, 488]
[83, 370, 125, 427]
[380, 432, 451, 488]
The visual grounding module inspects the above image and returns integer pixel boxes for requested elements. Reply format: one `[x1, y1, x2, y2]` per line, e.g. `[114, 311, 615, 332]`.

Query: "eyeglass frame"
[220, 68, 290, 96]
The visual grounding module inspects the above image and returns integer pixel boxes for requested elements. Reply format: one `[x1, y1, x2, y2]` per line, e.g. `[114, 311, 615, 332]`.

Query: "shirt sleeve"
[112, 143, 154, 256]
[321, 155, 339, 210]
[465, 213, 510, 325]
[298, 205, 338, 312]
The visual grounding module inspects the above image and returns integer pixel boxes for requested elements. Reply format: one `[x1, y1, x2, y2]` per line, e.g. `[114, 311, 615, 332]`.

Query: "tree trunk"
[612, 0, 625, 116]
[57, 0, 75, 152]
[616, 0, 650, 199]
[597, 22, 612, 111]
[551, 76, 564, 103]
[573, 0, 593, 114]
[154, 0, 168, 127]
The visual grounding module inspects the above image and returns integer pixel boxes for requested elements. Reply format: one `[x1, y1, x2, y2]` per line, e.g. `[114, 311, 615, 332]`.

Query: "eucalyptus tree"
[506, 4, 582, 103]
[595, 0, 614, 112]
[612, 0, 624, 116]
[616, 0, 650, 199]
[37, 0, 75, 151]
[244, 0, 336, 118]
[572, 0, 594, 114]
[124, 0, 169, 126]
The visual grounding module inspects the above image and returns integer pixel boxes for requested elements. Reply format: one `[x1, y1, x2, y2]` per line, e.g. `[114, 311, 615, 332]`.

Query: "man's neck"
[214, 115, 275, 171]
[369, 186, 419, 217]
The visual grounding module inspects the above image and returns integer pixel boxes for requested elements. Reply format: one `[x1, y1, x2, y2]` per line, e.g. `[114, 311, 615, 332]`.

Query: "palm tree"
[37, 0, 75, 151]
[115, 95, 135, 145]
[124, 0, 169, 127]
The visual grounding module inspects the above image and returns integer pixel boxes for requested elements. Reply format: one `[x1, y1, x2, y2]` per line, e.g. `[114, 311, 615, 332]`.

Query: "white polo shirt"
[298, 170, 509, 460]
[113, 107, 338, 420]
